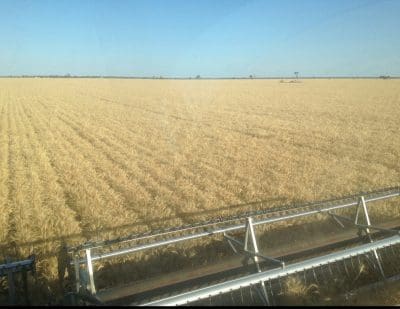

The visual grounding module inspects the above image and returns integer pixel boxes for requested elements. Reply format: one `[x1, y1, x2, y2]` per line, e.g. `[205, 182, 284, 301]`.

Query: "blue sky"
[0, 0, 399, 77]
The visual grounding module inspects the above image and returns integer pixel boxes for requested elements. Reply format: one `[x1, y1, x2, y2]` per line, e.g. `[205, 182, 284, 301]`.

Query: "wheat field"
[0, 78, 399, 299]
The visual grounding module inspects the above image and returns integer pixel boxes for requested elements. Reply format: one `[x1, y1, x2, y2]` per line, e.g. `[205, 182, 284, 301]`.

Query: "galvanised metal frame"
[141, 234, 400, 306]
[0, 255, 36, 305]
[68, 187, 400, 301]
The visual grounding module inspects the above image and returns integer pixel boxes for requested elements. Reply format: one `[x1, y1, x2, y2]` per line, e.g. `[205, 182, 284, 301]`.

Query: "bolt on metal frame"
[68, 187, 400, 300]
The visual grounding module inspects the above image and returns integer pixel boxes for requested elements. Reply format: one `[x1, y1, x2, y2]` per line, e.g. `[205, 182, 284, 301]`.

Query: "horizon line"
[0, 74, 398, 80]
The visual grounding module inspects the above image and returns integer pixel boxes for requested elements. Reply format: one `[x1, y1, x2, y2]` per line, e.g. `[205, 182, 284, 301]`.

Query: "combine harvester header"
[68, 186, 400, 306]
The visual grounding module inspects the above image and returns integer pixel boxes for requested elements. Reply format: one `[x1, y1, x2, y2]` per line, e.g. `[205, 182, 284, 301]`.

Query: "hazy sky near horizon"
[0, 0, 399, 77]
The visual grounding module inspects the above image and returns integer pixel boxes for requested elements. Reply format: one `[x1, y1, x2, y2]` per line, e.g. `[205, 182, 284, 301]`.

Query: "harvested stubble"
[0, 78, 399, 303]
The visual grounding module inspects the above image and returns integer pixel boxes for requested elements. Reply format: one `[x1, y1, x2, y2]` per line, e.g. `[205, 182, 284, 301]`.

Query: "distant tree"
[294, 72, 299, 79]
[196, 75, 201, 79]
[249, 75, 253, 79]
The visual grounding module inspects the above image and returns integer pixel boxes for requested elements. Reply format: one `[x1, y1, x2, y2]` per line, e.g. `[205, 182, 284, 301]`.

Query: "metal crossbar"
[68, 187, 400, 300]
[0, 257, 35, 276]
[329, 213, 400, 235]
[223, 233, 284, 267]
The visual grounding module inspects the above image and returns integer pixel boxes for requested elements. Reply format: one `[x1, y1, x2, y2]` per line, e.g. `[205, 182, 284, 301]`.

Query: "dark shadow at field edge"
[0, 196, 288, 253]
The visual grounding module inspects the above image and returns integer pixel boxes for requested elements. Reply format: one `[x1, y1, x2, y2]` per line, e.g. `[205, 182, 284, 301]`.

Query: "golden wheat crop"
[0, 78, 399, 301]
